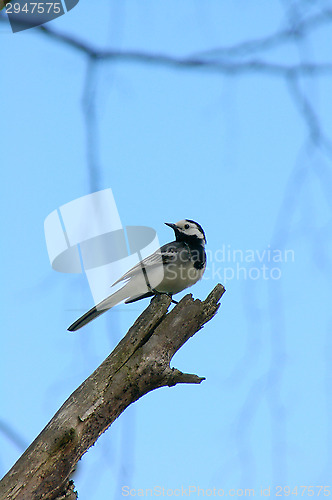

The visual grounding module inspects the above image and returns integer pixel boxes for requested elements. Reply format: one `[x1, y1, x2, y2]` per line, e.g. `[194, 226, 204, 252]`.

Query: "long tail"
[67, 305, 107, 332]
[68, 285, 134, 332]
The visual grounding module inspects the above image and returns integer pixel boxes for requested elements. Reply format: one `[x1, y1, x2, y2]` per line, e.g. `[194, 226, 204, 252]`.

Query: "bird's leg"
[150, 288, 179, 305]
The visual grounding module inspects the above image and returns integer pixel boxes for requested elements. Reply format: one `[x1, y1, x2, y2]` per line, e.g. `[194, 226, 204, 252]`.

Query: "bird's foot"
[151, 289, 178, 305]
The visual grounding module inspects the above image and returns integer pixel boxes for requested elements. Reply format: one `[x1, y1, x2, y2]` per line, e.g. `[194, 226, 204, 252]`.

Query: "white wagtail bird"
[68, 219, 207, 331]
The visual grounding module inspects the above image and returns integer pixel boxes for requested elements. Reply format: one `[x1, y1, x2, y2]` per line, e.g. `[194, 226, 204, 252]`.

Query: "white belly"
[155, 262, 205, 294]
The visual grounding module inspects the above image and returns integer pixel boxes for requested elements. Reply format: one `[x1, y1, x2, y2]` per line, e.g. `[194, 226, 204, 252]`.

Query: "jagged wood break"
[0, 283, 225, 500]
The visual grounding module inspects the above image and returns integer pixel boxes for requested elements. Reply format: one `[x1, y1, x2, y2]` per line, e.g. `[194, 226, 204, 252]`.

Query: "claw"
[151, 289, 178, 305]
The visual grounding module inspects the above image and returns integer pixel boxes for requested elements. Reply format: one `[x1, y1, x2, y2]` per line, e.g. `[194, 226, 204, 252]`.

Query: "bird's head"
[165, 219, 207, 245]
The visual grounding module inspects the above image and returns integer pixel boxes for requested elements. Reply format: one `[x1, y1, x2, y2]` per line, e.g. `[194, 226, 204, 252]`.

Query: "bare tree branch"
[1, 7, 331, 190]
[82, 59, 103, 192]
[32, 25, 332, 77]
[287, 75, 332, 154]
[1, 14, 331, 77]
[195, 8, 332, 59]
[0, 284, 225, 500]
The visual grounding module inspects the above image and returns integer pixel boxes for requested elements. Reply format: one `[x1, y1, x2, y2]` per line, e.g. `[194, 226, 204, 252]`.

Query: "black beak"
[165, 222, 176, 230]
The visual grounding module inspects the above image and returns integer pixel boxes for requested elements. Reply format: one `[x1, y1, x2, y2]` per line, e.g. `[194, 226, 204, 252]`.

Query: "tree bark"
[0, 283, 225, 500]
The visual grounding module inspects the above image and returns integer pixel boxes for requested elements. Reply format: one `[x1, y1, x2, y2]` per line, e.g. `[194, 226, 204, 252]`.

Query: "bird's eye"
[184, 224, 190, 229]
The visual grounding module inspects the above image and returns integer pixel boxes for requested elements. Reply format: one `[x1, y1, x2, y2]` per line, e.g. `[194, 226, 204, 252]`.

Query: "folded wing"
[112, 242, 179, 286]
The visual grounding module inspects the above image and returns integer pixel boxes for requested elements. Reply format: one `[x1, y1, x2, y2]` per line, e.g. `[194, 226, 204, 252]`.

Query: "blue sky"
[1, 1, 332, 498]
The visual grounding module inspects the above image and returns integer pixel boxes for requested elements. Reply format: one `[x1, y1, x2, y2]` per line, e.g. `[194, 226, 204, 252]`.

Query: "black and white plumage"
[68, 219, 207, 331]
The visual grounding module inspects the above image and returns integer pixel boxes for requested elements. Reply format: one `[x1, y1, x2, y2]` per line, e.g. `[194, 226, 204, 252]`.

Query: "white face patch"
[175, 219, 206, 241]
